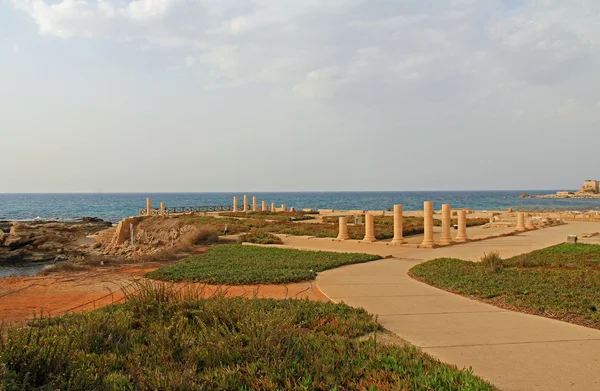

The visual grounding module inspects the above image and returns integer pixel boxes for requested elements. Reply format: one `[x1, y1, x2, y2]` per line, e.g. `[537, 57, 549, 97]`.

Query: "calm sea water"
[2, 191, 600, 223]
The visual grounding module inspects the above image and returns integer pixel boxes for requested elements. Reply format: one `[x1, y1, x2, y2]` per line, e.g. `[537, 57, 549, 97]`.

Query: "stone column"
[262, 201, 267, 212]
[439, 204, 452, 245]
[252, 196, 257, 212]
[271, 202, 277, 213]
[281, 204, 287, 212]
[233, 196, 238, 213]
[525, 219, 536, 230]
[160, 202, 166, 215]
[421, 201, 435, 247]
[516, 212, 526, 231]
[243, 195, 248, 212]
[363, 214, 376, 242]
[391, 204, 404, 245]
[455, 210, 468, 242]
[146, 198, 152, 217]
[337, 216, 350, 240]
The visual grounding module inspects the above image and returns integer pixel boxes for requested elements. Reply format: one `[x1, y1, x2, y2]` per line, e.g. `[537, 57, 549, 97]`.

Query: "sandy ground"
[0, 264, 327, 325]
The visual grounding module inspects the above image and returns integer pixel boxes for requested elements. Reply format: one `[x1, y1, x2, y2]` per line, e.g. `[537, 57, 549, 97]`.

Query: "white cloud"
[9, 0, 600, 111]
[184, 55, 195, 68]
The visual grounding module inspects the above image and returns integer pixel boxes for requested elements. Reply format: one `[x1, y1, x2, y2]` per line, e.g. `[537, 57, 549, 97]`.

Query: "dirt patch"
[0, 264, 328, 325]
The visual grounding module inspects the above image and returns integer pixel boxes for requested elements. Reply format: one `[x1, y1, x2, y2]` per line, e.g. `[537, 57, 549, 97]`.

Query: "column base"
[362, 236, 376, 243]
[454, 237, 468, 243]
[389, 239, 406, 246]
[337, 235, 350, 240]
[439, 239, 454, 246]
[418, 243, 438, 248]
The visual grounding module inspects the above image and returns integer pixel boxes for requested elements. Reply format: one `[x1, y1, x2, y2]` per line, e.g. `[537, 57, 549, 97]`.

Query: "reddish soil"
[0, 264, 328, 325]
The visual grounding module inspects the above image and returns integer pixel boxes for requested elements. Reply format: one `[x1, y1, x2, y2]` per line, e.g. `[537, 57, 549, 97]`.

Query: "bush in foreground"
[147, 244, 381, 285]
[0, 283, 496, 391]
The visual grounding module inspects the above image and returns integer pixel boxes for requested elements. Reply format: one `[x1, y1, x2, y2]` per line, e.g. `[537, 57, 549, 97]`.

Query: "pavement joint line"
[420, 338, 600, 349]
[377, 310, 509, 316]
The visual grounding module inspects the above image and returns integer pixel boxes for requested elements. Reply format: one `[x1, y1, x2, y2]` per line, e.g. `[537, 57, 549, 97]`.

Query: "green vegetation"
[147, 245, 381, 285]
[237, 229, 283, 245]
[0, 283, 496, 391]
[410, 243, 600, 329]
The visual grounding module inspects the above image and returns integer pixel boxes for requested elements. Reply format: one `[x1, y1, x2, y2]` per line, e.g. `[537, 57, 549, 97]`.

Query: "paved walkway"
[277, 223, 600, 391]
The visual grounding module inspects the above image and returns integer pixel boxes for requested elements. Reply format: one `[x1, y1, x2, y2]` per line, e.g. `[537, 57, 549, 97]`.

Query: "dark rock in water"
[519, 192, 530, 198]
[82, 217, 111, 227]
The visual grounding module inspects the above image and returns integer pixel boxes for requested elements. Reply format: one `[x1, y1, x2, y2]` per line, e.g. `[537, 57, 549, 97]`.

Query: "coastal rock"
[0, 219, 111, 264]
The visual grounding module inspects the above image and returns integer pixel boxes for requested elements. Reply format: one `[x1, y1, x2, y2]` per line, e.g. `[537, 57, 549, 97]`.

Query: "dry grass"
[180, 226, 219, 246]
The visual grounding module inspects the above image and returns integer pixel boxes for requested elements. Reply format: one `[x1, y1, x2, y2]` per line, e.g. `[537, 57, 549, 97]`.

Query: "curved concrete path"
[278, 223, 600, 391]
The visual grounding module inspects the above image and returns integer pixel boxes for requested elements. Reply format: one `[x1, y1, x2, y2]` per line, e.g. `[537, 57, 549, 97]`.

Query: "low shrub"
[481, 251, 503, 272]
[180, 226, 219, 246]
[237, 229, 283, 245]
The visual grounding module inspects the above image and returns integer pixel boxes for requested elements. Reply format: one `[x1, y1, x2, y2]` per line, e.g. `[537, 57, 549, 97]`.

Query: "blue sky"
[1, 0, 599, 192]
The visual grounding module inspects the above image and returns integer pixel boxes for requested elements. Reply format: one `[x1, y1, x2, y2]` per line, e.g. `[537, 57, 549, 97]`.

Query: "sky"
[1, 0, 599, 193]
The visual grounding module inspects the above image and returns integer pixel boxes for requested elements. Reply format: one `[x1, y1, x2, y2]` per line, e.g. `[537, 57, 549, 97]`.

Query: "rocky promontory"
[0, 218, 112, 264]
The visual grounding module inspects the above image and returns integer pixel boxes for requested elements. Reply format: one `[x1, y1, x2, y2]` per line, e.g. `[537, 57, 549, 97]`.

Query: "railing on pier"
[139, 205, 236, 216]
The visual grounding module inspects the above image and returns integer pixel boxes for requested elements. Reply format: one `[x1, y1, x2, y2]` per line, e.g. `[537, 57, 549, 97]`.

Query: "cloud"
[10, 0, 600, 113]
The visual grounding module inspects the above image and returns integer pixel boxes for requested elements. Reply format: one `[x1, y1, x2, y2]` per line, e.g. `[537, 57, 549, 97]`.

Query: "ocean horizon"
[2, 190, 600, 223]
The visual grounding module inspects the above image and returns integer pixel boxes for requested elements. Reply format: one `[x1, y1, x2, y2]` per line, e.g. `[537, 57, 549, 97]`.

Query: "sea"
[2, 191, 600, 223]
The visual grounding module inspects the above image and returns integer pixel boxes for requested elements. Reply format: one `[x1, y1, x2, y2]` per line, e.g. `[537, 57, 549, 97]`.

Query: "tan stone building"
[581, 180, 599, 193]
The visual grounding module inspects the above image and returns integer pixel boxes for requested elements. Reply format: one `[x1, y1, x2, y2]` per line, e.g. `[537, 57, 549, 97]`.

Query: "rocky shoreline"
[0, 218, 112, 264]
[519, 192, 600, 199]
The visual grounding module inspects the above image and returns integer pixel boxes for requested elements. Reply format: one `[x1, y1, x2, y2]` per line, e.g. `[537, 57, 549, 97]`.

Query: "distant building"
[582, 180, 599, 194]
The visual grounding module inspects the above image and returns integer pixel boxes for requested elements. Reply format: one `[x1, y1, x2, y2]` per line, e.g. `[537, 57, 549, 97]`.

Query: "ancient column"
[146, 198, 152, 217]
[363, 214, 376, 242]
[525, 219, 536, 230]
[281, 204, 287, 212]
[252, 196, 257, 212]
[337, 216, 350, 240]
[516, 212, 526, 231]
[391, 204, 404, 245]
[233, 196, 238, 213]
[421, 201, 435, 247]
[271, 202, 277, 213]
[262, 201, 267, 212]
[455, 210, 468, 242]
[243, 195, 248, 212]
[160, 202, 166, 215]
[439, 204, 452, 245]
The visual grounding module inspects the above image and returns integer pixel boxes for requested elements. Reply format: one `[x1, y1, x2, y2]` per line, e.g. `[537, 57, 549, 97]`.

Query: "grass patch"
[0, 283, 496, 391]
[410, 243, 600, 329]
[237, 229, 283, 245]
[147, 244, 381, 284]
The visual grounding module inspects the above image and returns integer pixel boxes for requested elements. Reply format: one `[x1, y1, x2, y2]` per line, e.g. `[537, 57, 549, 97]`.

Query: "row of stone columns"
[336, 202, 470, 246]
[233, 195, 288, 213]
